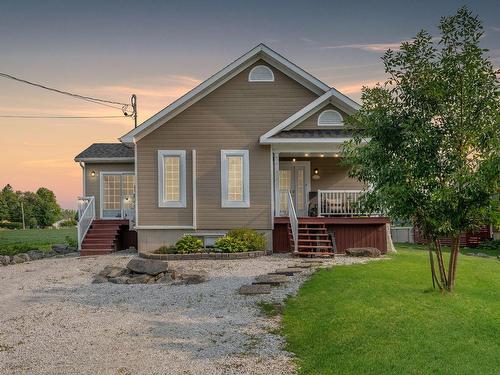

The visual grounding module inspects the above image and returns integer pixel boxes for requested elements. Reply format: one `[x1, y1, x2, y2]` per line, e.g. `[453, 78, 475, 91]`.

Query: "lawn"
[282, 247, 500, 375]
[0, 228, 77, 255]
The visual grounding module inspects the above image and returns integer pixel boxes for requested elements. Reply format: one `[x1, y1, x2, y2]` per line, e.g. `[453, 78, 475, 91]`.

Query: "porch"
[271, 152, 388, 255]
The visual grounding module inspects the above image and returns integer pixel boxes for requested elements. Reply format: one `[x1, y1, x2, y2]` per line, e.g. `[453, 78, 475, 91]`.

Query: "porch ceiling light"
[320, 154, 325, 157]
[292, 158, 296, 162]
[334, 153, 339, 157]
[304, 153, 309, 157]
[90, 170, 96, 177]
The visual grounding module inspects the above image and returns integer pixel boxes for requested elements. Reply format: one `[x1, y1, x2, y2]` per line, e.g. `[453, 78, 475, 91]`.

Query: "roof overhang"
[259, 89, 360, 144]
[74, 157, 135, 163]
[119, 43, 333, 144]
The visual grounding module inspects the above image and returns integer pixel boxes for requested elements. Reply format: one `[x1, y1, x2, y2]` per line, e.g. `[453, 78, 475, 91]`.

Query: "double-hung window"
[221, 150, 249, 208]
[158, 150, 186, 207]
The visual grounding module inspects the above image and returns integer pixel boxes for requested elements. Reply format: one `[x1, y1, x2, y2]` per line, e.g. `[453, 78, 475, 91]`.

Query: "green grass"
[0, 228, 77, 255]
[282, 247, 500, 375]
[396, 242, 500, 257]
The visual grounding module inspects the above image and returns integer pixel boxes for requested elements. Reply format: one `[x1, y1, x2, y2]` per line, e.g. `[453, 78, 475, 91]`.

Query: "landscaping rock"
[52, 244, 69, 254]
[0, 255, 10, 265]
[127, 274, 153, 284]
[238, 284, 271, 295]
[45, 250, 57, 257]
[345, 247, 381, 258]
[126, 258, 168, 276]
[108, 276, 130, 284]
[253, 274, 288, 286]
[18, 253, 31, 262]
[177, 270, 208, 285]
[92, 275, 108, 284]
[26, 250, 44, 260]
[11, 255, 25, 264]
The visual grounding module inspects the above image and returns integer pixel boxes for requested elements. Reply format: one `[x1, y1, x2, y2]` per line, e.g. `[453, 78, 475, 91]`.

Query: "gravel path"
[0, 252, 374, 375]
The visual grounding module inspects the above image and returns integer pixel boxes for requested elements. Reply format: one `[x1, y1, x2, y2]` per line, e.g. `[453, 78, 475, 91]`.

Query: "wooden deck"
[273, 216, 390, 254]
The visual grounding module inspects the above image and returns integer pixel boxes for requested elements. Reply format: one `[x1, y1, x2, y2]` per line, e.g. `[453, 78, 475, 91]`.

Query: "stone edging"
[139, 250, 267, 261]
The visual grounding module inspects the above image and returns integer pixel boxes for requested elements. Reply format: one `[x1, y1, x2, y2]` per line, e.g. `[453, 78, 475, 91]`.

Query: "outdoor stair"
[80, 219, 128, 256]
[289, 220, 334, 257]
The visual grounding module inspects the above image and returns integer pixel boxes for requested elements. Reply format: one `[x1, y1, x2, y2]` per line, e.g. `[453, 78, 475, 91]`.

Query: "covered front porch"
[271, 150, 390, 255]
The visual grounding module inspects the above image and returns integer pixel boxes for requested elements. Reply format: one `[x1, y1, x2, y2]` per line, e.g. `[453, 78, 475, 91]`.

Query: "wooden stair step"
[298, 245, 333, 249]
[298, 239, 331, 243]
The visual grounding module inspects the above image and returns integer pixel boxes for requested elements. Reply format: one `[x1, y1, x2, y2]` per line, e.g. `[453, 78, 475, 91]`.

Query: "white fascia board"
[260, 137, 355, 144]
[259, 91, 335, 141]
[119, 43, 332, 143]
[74, 157, 135, 163]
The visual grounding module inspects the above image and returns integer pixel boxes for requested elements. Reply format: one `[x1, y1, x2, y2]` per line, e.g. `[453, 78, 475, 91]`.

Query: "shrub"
[226, 228, 266, 251]
[214, 236, 248, 253]
[175, 235, 203, 254]
[156, 245, 178, 254]
[65, 235, 77, 248]
[60, 219, 77, 227]
[0, 221, 23, 230]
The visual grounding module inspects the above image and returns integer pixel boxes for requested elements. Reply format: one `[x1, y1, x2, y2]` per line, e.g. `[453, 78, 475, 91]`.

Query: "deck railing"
[287, 190, 299, 253]
[77, 196, 95, 250]
[318, 190, 373, 216]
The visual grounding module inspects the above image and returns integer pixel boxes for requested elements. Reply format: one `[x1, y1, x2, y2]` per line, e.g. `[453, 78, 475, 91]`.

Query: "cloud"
[322, 41, 410, 52]
[337, 80, 381, 94]
[491, 26, 500, 32]
[300, 37, 318, 44]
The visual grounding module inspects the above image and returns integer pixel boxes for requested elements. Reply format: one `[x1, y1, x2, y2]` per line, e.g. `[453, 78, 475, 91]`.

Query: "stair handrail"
[77, 196, 95, 251]
[287, 190, 299, 254]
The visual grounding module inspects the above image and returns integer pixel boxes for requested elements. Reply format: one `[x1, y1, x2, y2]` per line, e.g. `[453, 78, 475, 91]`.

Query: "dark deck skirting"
[273, 216, 390, 254]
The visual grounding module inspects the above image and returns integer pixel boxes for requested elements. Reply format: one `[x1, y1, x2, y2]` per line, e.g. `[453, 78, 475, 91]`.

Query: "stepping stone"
[238, 284, 272, 295]
[253, 274, 289, 286]
[291, 263, 313, 268]
[273, 268, 303, 276]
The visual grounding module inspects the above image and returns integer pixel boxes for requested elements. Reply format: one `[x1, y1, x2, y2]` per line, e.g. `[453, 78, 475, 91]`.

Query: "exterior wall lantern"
[90, 170, 96, 177]
[312, 168, 320, 180]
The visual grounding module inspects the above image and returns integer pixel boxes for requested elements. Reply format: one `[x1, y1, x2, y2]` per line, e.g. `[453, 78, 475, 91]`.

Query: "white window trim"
[158, 150, 186, 208]
[318, 109, 344, 126]
[248, 65, 275, 82]
[221, 150, 250, 208]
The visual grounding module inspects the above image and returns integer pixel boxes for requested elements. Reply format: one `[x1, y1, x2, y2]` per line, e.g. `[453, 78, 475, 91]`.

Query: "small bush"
[175, 235, 203, 254]
[214, 236, 248, 253]
[60, 219, 77, 227]
[226, 228, 266, 251]
[65, 235, 77, 248]
[156, 245, 178, 254]
[0, 221, 23, 230]
[476, 240, 500, 250]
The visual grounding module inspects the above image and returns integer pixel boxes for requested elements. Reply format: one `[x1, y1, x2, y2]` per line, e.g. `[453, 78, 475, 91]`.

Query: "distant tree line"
[0, 184, 68, 228]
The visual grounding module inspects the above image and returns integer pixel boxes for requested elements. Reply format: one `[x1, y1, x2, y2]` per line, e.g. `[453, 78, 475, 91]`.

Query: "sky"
[1, 0, 499, 209]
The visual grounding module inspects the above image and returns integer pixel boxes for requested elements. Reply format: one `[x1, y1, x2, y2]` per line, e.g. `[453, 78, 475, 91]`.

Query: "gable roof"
[74, 143, 134, 162]
[120, 44, 336, 143]
[259, 89, 360, 144]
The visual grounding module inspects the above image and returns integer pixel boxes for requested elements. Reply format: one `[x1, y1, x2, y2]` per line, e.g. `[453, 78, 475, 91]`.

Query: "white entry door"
[101, 172, 135, 220]
[279, 161, 310, 217]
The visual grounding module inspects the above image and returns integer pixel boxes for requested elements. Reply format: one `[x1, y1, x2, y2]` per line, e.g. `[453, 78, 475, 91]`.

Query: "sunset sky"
[1, 0, 499, 209]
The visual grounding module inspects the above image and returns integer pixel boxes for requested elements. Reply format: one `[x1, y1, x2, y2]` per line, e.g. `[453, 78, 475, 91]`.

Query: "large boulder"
[345, 247, 381, 258]
[126, 258, 168, 276]
[175, 270, 208, 285]
[11, 255, 25, 264]
[26, 250, 44, 260]
[0, 255, 10, 266]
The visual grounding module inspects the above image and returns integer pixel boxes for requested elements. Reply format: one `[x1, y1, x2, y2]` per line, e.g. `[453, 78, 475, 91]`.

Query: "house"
[75, 44, 392, 256]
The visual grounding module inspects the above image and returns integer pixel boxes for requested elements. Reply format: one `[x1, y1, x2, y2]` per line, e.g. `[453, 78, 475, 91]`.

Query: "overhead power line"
[0, 72, 131, 112]
[0, 115, 126, 119]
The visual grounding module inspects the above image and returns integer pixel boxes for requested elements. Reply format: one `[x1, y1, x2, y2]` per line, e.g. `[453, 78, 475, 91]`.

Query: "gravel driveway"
[0, 252, 371, 375]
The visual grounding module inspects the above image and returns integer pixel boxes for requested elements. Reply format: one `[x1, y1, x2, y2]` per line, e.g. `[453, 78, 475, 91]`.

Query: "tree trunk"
[434, 239, 448, 289]
[447, 236, 460, 291]
[427, 243, 441, 290]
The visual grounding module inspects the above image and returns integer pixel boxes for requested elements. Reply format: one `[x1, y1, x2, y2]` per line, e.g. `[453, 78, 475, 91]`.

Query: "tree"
[34, 187, 62, 227]
[344, 7, 500, 291]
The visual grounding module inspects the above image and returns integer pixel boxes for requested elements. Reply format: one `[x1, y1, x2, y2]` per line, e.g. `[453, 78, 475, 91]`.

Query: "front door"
[279, 161, 310, 216]
[101, 173, 135, 220]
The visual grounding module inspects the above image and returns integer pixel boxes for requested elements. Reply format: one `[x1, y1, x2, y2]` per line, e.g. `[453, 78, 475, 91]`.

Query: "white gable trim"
[259, 88, 360, 143]
[120, 44, 331, 143]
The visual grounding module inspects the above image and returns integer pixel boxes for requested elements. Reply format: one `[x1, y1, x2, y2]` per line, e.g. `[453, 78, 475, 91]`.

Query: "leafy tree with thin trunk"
[344, 7, 500, 291]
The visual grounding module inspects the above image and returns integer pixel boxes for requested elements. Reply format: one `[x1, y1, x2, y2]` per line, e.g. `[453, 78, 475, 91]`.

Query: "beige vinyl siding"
[292, 103, 350, 130]
[136, 60, 318, 229]
[280, 157, 364, 191]
[84, 163, 134, 219]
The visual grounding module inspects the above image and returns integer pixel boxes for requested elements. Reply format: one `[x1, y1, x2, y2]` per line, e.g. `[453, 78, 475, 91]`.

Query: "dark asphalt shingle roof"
[270, 129, 353, 139]
[74, 143, 134, 161]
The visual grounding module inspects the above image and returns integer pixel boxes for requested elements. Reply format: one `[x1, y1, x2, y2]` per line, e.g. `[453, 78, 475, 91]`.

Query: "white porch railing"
[77, 196, 95, 250]
[318, 190, 372, 216]
[287, 190, 299, 254]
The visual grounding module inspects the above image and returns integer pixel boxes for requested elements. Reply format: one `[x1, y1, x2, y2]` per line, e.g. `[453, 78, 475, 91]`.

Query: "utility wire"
[0, 115, 126, 119]
[0, 72, 131, 112]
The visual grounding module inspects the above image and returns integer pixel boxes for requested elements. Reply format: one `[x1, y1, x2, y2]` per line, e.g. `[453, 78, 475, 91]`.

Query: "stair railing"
[77, 196, 95, 251]
[287, 190, 299, 254]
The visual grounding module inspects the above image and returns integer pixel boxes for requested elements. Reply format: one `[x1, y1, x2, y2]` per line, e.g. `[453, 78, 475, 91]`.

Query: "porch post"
[273, 152, 280, 216]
